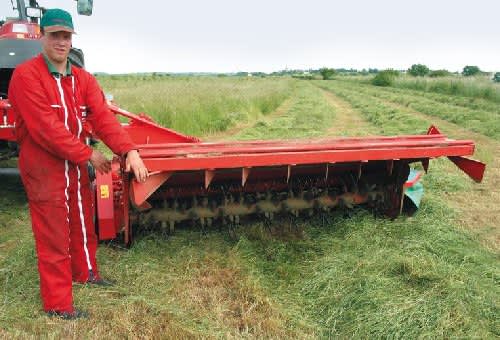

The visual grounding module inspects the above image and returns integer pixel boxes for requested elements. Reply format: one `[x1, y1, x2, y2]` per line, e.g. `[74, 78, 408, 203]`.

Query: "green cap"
[40, 8, 76, 34]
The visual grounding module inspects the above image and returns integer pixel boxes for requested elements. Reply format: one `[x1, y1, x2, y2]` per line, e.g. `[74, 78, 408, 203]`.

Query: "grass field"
[0, 76, 498, 338]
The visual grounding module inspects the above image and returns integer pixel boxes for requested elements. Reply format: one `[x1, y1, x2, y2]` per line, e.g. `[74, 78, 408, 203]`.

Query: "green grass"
[317, 79, 500, 140]
[1, 76, 498, 338]
[393, 76, 500, 104]
[234, 81, 335, 140]
[98, 76, 293, 137]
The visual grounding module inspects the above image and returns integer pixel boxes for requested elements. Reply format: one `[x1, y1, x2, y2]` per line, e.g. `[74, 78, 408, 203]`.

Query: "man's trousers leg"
[69, 183, 99, 283]
[29, 200, 74, 313]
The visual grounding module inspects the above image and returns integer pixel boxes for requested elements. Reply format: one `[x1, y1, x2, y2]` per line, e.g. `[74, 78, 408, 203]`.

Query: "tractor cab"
[0, 0, 93, 97]
[0, 0, 93, 157]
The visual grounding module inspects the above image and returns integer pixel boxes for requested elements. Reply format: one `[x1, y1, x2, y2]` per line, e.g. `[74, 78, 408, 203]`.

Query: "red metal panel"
[138, 132, 448, 150]
[139, 140, 474, 161]
[448, 156, 486, 183]
[130, 171, 173, 206]
[142, 145, 475, 172]
[95, 170, 116, 240]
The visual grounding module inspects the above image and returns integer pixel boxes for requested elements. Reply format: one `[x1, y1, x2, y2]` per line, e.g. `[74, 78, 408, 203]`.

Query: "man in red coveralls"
[8, 9, 149, 319]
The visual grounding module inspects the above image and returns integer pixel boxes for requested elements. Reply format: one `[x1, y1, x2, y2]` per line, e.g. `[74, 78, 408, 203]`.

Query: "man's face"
[41, 31, 72, 63]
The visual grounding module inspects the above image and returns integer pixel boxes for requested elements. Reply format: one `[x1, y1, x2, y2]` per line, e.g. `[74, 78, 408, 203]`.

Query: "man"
[8, 8, 148, 319]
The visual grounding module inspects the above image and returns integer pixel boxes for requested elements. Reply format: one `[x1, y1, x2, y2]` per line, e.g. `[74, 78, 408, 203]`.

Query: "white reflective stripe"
[55, 77, 71, 227]
[55, 76, 93, 271]
[64, 160, 70, 225]
[50, 104, 62, 108]
[73, 76, 92, 270]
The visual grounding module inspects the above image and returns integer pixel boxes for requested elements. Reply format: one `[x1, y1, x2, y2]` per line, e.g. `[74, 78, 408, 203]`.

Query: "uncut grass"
[98, 76, 293, 137]
[393, 76, 500, 104]
[318, 80, 500, 140]
[1, 78, 499, 338]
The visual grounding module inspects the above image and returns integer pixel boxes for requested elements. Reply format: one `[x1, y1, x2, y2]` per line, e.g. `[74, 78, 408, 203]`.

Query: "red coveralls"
[8, 54, 135, 313]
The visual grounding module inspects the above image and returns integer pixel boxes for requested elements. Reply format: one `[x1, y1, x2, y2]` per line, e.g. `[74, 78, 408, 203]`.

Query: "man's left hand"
[125, 150, 148, 183]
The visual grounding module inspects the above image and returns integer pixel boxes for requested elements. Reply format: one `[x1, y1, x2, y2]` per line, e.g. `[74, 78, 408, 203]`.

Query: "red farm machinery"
[88, 104, 486, 245]
[0, 2, 486, 246]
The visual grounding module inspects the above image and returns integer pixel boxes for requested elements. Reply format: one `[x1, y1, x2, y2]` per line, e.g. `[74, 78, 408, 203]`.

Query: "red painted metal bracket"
[95, 170, 116, 240]
[448, 156, 486, 183]
[130, 171, 173, 207]
[427, 124, 485, 182]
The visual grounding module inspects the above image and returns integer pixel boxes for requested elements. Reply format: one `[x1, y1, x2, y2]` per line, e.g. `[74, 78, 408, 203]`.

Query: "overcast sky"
[2, 0, 499, 73]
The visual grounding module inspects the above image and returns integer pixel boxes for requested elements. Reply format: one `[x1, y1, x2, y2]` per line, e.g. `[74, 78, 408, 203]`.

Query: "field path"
[374, 97, 500, 249]
[204, 97, 294, 141]
[317, 86, 378, 136]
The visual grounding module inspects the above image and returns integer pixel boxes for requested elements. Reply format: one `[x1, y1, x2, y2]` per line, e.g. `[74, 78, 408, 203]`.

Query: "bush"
[372, 70, 399, 87]
[462, 65, 481, 76]
[493, 72, 500, 83]
[429, 69, 450, 78]
[408, 64, 430, 77]
[319, 68, 336, 80]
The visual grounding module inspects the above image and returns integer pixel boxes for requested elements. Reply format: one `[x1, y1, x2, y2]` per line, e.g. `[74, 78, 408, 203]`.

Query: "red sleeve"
[8, 68, 93, 165]
[83, 73, 136, 156]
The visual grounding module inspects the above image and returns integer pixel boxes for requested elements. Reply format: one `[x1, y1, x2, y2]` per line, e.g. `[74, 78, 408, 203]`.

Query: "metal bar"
[138, 139, 474, 158]
[136, 133, 447, 150]
[143, 145, 475, 172]
[242, 167, 251, 187]
[205, 169, 215, 189]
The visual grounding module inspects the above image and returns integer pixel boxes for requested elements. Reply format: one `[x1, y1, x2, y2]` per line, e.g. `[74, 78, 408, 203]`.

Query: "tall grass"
[393, 76, 500, 103]
[97, 76, 293, 137]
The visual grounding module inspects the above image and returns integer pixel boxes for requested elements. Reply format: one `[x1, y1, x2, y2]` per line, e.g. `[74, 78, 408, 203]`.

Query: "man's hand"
[125, 150, 148, 183]
[89, 150, 111, 174]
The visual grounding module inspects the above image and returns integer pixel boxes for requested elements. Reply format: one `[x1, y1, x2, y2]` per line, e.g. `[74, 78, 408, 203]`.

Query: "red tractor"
[0, 0, 92, 159]
[0, 1, 486, 246]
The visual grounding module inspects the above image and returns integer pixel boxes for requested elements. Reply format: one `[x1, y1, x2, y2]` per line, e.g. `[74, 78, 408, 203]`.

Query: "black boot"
[47, 308, 88, 320]
[86, 277, 115, 287]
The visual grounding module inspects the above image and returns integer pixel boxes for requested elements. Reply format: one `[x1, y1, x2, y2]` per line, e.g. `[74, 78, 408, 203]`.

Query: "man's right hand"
[89, 150, 111, 174]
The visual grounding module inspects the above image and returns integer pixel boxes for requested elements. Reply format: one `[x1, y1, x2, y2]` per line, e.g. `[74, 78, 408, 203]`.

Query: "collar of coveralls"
[42, 53, 72, 77]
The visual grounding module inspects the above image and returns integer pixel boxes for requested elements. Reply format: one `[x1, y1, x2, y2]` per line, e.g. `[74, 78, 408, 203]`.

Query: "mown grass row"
[234, 81, 336, 140]
[320, 79, 500, 140]
[98, 76, 294, 137]
[339, 77, 500, 114]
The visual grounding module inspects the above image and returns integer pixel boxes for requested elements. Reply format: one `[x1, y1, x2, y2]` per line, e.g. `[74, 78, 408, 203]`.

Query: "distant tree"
[408, 64, 430, 77]
[462, 65, 481, 76]
[319, 67, 336, 80]
[429, 69, 451, 77]
[493, 72, 500, 83]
